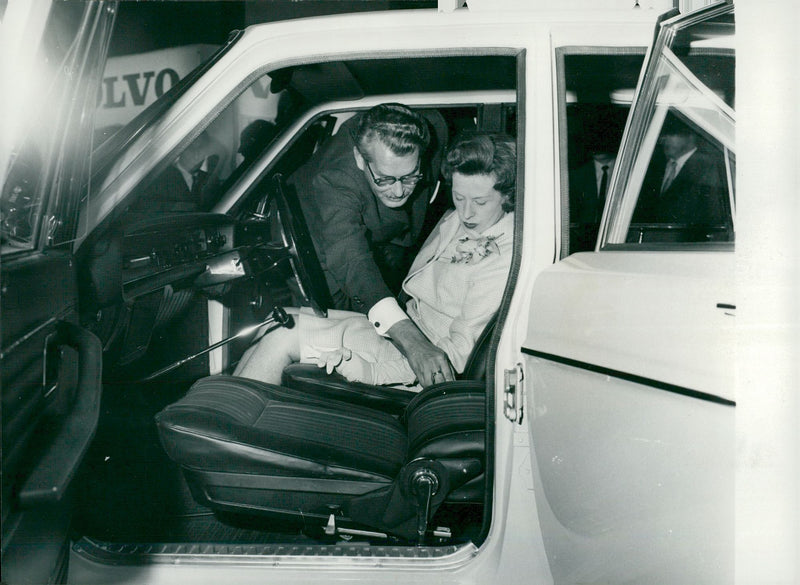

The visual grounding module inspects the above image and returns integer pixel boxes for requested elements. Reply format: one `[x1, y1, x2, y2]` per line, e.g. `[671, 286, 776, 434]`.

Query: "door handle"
[21, 323, 102, 507]
[716, 303, 736, 316]
[42, 332, 59, 399]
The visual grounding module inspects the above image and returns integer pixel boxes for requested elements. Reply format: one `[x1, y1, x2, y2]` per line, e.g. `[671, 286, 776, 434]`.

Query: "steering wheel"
[269, 174, 332, 317]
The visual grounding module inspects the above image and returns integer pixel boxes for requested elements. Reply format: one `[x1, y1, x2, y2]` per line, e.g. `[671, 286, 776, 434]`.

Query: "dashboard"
[120, 214, 240, 299]
[78, 212, 274, 366]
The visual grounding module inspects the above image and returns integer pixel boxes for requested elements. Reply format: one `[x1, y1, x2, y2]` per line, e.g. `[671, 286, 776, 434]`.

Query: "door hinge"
[503, 363, 524, 424]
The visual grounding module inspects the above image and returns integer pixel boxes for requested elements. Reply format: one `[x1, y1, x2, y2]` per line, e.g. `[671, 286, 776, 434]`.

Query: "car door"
[522, 4, 735, 584]
[1, 3, 116, 583]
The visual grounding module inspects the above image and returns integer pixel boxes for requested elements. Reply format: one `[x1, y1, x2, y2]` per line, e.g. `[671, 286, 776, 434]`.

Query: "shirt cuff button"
[373, 322, 380, 328]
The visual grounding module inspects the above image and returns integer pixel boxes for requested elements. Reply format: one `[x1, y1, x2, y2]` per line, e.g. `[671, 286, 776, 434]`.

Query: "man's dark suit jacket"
[569, 159, 609, 252]
[634, 149, 726, 228]
[130, 155, 222, 216]
[288, 112, 445, 313]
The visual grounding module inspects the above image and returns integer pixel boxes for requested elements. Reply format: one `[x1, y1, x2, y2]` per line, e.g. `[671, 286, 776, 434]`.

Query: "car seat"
[155, 376, 485, 542]
[154, 313, 497, 543]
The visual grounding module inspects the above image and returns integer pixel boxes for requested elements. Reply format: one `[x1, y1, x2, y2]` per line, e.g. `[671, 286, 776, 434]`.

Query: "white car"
[1, 2, 766, 584]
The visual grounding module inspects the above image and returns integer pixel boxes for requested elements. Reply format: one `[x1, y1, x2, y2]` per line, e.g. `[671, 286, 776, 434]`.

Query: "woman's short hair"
[355, 103, 431, 159]
[442, 132, 517, 211]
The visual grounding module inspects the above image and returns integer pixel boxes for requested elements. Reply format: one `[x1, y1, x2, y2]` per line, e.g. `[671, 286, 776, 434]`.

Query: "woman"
[234, 132, 515, 389]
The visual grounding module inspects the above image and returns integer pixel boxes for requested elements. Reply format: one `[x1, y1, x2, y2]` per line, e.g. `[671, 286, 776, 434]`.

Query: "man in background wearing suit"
[132, 131, 226, 215]
[633, 115, 726, 237]
[569, 107, 623, 253]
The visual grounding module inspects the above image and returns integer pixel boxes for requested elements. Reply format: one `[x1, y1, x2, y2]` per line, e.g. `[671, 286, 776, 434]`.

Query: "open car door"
[522, 4, 735, 584]
[1, 2, 117, 583]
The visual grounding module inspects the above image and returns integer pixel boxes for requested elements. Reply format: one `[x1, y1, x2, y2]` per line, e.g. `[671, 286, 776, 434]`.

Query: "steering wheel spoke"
[267, 174, 332, 317]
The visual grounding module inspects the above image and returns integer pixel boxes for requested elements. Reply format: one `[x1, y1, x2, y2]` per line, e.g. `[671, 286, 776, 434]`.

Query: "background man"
[569, 107, 624, 252]
[130, 130, 226, 215]
[634, 115, 726, 232]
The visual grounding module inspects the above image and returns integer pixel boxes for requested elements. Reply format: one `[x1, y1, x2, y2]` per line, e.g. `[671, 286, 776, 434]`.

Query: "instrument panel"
[120, 214, 238, 298]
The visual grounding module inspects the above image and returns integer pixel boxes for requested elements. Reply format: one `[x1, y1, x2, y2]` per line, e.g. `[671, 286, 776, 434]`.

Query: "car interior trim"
[72, 537, 473, 564]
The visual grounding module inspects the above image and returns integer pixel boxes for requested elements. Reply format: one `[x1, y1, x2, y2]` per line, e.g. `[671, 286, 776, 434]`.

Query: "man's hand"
[387, 319, 454, 387]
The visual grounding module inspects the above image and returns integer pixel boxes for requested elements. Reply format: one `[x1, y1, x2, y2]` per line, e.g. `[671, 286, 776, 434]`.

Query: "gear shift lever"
[140, 306, 293, 381]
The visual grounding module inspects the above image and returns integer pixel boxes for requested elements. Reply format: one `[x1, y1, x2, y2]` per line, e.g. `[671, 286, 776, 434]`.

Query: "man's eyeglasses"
[364, 160, 424, 188]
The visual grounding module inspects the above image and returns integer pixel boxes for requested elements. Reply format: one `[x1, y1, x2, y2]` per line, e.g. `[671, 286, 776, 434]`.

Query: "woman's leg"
[233, 325, 300, 384]
[232, 308, 368, 385]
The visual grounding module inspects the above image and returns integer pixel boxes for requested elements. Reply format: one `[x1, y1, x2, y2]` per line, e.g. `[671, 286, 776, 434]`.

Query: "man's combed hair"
[356, 103, 430, 158]
[442, 133, 517, 210]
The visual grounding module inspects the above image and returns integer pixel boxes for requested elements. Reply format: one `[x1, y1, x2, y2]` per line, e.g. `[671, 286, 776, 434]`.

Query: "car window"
[603, 8, 735, 248]
[625, 107, 734, 244]
[125, 71, 300, 217]
[123, 55, 517, 225]
[556, 50, 646, 256]
[1, 3, 114, 253]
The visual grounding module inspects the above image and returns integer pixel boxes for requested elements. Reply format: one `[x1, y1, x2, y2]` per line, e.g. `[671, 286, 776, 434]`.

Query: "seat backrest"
[459, 312, 498, 381]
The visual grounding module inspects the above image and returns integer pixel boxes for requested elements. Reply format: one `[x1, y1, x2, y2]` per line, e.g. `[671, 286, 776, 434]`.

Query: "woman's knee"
[260, 324, 300, 361]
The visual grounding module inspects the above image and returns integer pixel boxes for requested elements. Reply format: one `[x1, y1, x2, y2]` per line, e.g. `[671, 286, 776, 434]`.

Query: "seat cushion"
[155, 376, 408, 482]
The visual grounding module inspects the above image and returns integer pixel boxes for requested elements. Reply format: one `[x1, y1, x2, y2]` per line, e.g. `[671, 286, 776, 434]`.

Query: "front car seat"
[155, 376, 485, 542]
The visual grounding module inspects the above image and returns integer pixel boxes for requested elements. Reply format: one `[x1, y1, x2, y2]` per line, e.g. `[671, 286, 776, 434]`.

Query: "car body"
[0, 2, 757, 584]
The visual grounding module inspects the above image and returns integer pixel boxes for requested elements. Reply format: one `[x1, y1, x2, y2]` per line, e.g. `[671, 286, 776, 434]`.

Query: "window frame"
[599, 3, 735, 252]
[554, 46, 648, 259]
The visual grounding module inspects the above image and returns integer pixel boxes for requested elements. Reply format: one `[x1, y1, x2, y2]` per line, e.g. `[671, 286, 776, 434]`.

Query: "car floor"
[71, 298, 317, 546]
[71, 368, 315, 545]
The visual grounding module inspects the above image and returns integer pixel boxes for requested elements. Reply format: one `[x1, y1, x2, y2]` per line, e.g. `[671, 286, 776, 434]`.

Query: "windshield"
[90, 32, 241, 186]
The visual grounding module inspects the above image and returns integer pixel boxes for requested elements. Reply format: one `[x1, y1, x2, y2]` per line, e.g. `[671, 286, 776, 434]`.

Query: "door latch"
[503, 363, 524, 423]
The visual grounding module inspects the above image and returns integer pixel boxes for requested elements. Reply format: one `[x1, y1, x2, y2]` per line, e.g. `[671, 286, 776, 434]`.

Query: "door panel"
[522, 251, 734, 584]
[2, 252, 77, 471]
[1, 2, 116, 582]
[1, 251, 104, 584]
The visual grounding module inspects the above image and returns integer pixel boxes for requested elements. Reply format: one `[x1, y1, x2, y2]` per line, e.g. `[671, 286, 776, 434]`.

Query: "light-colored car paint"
[524, 252, 734, 584]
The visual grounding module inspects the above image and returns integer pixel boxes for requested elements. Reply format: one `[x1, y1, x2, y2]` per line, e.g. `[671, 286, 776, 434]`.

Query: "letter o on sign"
[155, 69, 180, 98]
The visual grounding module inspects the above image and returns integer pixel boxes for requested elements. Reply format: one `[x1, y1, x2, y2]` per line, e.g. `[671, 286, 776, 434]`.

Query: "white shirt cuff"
[368, 297, 409, 337]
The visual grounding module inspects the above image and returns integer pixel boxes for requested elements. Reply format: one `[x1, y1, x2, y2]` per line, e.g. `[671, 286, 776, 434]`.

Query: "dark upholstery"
[155, 377, 485, 540]
[156, 377, 406, 480]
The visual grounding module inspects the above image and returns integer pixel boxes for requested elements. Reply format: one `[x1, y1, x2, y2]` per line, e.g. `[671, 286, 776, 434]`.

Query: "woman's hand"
[315, 348, 373, 383]
[315, 347, 351, 374]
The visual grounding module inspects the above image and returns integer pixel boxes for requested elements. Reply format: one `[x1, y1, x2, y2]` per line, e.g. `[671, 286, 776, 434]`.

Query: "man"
[634, 116, 725, 231]
[128, 131, 226, 216]
[288, 103, 453, 383]
[290, 103, 446, 311]
[174, 131, 226, 211]
[570, 150, 617, 252]
[569, 106, 625, 252]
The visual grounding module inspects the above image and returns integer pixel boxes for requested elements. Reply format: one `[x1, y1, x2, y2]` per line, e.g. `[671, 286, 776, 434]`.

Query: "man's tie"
[191, 168, 209, 198]
[661, 159, 677, 193]
[595, 164, 610, 222]
[598, 164, 609, 200]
